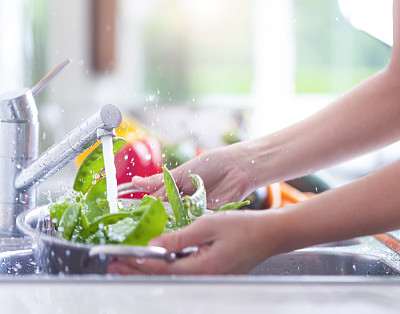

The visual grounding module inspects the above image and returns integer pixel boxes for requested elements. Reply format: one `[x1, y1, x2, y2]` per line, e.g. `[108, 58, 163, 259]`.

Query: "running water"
[101, 135, 118, 213]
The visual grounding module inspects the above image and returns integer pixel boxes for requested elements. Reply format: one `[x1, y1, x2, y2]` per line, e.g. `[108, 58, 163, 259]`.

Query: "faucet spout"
[14, 104, 122, 192]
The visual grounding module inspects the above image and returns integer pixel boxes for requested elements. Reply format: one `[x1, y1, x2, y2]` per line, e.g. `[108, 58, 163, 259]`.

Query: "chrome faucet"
[0, 60, 122, 235]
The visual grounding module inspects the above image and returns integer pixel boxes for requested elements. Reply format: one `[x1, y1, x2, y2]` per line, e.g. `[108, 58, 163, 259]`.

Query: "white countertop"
[1, 276, 400, 314]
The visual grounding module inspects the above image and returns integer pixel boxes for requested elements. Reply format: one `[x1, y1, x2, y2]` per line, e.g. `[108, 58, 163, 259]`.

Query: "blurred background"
[0, 0, 396, 193]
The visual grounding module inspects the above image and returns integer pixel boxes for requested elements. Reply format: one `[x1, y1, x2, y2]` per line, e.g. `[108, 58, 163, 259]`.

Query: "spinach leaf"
[83, 177, 109, 223]
[73, 137, 126, 194]
[57, 203, 81, 240]
[215, 200, 250, 212]
[130, 194, 158, 216]
[80, 212, 133, 241]
[107, 217, 138, 243]
[163, 166, 190, 228]
[183, 173, 206, 217]
[122, 198, 168, 246]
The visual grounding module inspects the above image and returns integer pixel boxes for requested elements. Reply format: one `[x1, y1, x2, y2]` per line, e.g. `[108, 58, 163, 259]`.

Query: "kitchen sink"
[1, 236, 400, 277]
[251, 237, 400, 276]
[0, 237, 37, 275]
[250, 250, 399, 276]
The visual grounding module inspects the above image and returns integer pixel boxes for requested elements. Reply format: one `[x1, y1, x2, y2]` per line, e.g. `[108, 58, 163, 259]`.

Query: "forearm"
[265, 159, 400, 255]
[234, 65, 400, 188]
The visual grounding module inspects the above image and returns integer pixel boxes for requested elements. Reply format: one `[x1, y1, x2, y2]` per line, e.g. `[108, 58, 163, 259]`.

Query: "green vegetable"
[183, 174, 206, 217]
[122, 198, 168, 245]
[80, 212, 133, 240]
[162, 166, 190, 228]
[49, 200, 70, 229]
[73, 137, 126, 194]
[130, 194, 158, 216]
[50, 147, 246, 246]
[215, 200, 250, 212]
[57, 203, 81, 240]
[83, 177, 109, 223]
[107, 218, 138, 243]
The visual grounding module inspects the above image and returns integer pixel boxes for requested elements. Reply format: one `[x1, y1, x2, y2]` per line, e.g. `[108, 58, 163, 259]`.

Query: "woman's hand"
[126, 144, 255, 209]
[108, 209, 282, 275]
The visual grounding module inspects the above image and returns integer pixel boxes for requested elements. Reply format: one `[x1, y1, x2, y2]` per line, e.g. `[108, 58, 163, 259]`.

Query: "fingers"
[149, 217, 215, 252]
[108, 260, 149, 275]
[131, 173, 164, 190]
[107, 217, 221, 275]
[108, 243, 216, 275]
[129, 173, 167, 199]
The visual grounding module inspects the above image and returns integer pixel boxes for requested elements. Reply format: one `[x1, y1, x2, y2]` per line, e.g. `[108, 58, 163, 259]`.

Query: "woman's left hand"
[107, 210, 281, 275]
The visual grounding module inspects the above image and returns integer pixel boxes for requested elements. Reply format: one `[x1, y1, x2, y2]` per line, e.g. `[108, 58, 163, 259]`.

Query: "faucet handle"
[31, 58, 71, 97]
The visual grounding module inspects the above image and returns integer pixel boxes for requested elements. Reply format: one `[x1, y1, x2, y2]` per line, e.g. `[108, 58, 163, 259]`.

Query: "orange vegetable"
[373, 234, 400, 254]
[266, 183, 282, 209]
[280, 198, 294, 207]
[279, 182, 309, 203]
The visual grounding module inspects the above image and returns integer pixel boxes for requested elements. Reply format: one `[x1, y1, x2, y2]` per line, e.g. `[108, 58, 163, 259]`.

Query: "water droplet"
[146, 94, 155, 102]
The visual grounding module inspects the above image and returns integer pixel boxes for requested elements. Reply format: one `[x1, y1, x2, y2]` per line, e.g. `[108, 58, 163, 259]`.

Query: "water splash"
[101, 136, 118, 214]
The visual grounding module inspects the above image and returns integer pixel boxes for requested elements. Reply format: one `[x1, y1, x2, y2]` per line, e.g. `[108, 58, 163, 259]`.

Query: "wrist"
[251, 209, 293, 259]
[232, 135, 284, 189]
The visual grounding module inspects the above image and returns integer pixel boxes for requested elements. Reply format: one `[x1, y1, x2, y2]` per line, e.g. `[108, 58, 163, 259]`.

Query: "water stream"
[101, 136, 118, 213]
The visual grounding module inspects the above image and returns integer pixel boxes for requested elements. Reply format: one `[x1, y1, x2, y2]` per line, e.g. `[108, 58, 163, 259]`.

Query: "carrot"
[280, 198, 294, 207]
[279, 182, 309, 203]
[374, 234, 400, 254]
[266, 183, 282, 209]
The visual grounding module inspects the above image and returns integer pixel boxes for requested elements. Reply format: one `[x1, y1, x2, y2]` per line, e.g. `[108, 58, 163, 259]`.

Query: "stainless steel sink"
[250, 250, 399, 276]
[1, 236, 400, 277]
[0, 237, 37, 275]
[251, 237, 400, 276]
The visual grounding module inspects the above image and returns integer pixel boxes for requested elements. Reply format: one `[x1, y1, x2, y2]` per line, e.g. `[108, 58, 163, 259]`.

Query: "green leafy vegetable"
[215, 200, 250, 212]
[107, 218, 138, 243]
[122, 198, 168, 245]
[51, 142, 247, 247]
[183, 174, 206, 217]
[162, 166, 190, 228]
[83, 177, 109, 223]
[57, 203, 81, 240]
[79, 212, 133, 241]
[73, 137, 126, 194]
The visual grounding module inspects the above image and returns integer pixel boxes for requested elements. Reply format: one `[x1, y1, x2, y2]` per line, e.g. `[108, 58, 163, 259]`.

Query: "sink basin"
[0, 237, 37, 275]
[250, 237, 400, 276]
[250, 250, 400, 276]
[1, 235, 399, 277]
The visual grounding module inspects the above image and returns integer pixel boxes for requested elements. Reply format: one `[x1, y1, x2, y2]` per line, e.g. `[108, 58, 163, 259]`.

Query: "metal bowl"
[16, 200, 197, 275]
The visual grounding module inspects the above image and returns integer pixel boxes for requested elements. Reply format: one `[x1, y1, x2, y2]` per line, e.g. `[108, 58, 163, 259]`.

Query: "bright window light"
[338, 0, 393, 46]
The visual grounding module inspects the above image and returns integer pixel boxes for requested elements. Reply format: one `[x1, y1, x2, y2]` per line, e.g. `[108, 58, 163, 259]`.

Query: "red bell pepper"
[115, 136, 163, 199]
